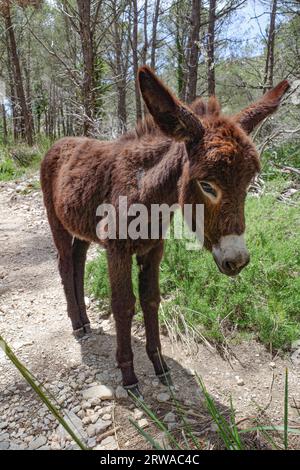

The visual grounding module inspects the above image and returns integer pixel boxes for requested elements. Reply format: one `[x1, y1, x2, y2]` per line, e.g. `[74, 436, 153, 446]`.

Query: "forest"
[0, 0, 300, 454]
[0, 0, 299, 143]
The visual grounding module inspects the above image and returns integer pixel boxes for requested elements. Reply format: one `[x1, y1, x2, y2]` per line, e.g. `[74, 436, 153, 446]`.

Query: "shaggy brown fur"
[41, 66, 289, 390]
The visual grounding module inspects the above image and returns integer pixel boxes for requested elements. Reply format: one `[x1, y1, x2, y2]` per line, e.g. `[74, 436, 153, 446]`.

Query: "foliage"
[0, 137, 51, 181]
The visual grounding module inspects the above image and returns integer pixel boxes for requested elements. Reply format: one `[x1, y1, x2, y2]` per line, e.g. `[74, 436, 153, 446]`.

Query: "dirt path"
[0, 176, 299, 450]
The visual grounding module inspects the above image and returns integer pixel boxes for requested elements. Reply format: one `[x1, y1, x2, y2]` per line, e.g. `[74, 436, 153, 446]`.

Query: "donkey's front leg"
[137, 242, 171, 386]
[107, 248, 139, 395]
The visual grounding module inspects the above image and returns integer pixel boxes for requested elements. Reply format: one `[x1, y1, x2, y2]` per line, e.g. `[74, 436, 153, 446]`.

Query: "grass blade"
[0, 336, 88, 450]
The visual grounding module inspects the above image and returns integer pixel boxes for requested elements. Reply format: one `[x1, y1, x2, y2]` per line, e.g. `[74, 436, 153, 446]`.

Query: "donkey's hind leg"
[72, 238, 91, 334]
[49, 217, 88, 338]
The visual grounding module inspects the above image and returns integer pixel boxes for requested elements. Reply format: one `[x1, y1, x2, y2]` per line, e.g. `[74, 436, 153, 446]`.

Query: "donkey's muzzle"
[212, 234, 250, 277]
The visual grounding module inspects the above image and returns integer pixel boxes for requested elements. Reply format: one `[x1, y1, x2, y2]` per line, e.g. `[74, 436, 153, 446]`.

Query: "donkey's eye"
[199, 181, 217, 198]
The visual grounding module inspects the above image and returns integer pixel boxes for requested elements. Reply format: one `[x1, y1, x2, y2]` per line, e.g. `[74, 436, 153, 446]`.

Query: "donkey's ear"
[234, 80, 290, 134]
[138, 66, 204, 143]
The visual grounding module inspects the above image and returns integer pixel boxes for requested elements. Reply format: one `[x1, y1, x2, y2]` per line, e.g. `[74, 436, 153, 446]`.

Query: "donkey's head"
[138, 66, 289, 276]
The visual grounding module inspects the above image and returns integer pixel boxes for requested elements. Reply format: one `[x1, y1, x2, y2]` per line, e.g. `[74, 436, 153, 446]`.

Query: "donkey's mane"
[119, 96, 222, 143]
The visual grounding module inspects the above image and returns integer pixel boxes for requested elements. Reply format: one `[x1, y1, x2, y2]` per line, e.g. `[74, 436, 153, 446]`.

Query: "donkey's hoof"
[73, 327, 86, 339]
[124, 384, 144, 401]
[83, 323, 92, 334]
[157, 371, 173, 387]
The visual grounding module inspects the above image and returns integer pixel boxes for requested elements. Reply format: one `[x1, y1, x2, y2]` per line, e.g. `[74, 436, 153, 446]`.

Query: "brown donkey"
[41, 67, 289, 395]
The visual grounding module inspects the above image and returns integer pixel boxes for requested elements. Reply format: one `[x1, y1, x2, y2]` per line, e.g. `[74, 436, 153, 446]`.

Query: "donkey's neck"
[138, 140, 187, 206]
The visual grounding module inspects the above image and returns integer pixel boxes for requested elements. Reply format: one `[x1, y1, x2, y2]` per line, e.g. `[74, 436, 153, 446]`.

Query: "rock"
[167, 423, 177, 431]
[51, 441, 61, 450]
[291, 349, 300, 366]
[90, 412, 100, 424]
[96, 371, 110, 383]
[102, 414, 112, 421]
[138, 419, 148, 429]
[235, 376, 245, 386]
[71, 405, 81, 414]
[82, 385, 114, 401]
[0, 442, 9, 450]
[95, 436, 117, 450]
[269, 362, 276, 369]
[115, 385, 128, 399]
[82, 417, 91, 425]
[157, 392, 170, 403]
[0, 421, 8, 430]
[99, 405, 112, 416]
[10, 443, 27, 450]
[28, 436, 47, 450]
[58, 411, 87, 440]
[85, 297, 91, 308]
[291, 340, 300, 351]
[0, 433, 9, 442]
[87, 419, 111, 437]
[88, 437, 96, 449]
[163, 412, 176, 423]
[133, 409, 143, 420]
[187, 368, 196, 377]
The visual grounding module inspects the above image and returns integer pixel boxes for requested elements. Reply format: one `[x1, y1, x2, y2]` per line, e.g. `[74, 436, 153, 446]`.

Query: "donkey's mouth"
[214, 259, 243, 277]
[213, 253, 250, 277]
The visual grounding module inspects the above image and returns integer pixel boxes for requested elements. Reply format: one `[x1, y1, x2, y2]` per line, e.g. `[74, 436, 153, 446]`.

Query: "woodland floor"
[0, 175, 300, 450]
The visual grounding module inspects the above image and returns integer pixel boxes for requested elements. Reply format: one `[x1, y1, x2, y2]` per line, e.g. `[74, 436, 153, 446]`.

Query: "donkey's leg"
[137, 242, 171, 385]
[49, 217, 86, 337]
[107, 248, 139, 393]
[72, 238, 91, 334]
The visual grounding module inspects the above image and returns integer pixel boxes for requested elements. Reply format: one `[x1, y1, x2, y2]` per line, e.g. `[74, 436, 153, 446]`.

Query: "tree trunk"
[150, 0, 160, 70]
[5, 26, 20, 142]
[2, 104, 8, 145]
[175, 0, 186, 99]
[5, 5, 33, 146]
[263, 0, 277, 93]
[207, 0, 216, 96]
[132, 0, 142, 121]
[185, 0, 201, 103]
[77, 0, 95, 136]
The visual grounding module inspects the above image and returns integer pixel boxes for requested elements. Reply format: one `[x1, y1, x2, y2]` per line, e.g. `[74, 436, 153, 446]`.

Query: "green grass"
[0, 136, 51, 182]
[86, 145, 300, 351]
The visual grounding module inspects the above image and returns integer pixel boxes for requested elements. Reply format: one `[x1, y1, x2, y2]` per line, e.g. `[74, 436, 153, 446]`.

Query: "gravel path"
[0, 176, 299, 450]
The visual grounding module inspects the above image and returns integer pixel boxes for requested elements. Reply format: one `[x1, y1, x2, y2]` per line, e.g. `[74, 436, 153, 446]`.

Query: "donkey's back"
[41, 136, 118, 243]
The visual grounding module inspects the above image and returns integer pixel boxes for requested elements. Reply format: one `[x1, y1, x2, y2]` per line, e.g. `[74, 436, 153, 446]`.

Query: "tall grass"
[86, 177, 300, 350]
[130, 369, 300, 450]
[0, 137, 52, 182]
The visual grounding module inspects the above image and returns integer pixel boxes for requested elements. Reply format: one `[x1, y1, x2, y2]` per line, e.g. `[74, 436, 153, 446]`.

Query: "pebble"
[102, 414, 112, 421]
[87, 418, 111, 437]
[28, 435, 47, 450]
[0, 442, 9, 450]
[95, 436, 117, 450]
[82, 385, 114, 401]
[235, 376, 245, 386]
[115, 385, 128, 399]
[291, 349, 300, 366]
[269, 362, 276, 369]
[157, 392, 170, 403]
[163, 412, 176, 423]
[138, 418, 148, 429]
[0, 433, 9, 442]
[0, 421, 8, 430]
[58, 411, 87, 440]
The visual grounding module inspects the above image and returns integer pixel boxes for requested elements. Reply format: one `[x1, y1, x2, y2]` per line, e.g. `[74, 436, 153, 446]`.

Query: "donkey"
[41, 66, 289, 395]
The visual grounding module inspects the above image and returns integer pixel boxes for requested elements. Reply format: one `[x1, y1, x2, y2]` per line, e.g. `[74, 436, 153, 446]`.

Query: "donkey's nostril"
[222, 254, 250, 274]
[223, 260, 236, 272]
